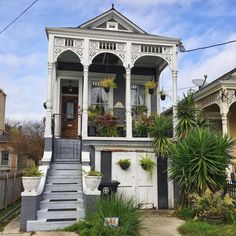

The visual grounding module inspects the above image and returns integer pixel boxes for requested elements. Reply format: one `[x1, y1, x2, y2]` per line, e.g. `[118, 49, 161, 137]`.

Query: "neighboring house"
[20, 6, 181, 231]
[0, 89, 18, 172]
[194, 67, 236, 171]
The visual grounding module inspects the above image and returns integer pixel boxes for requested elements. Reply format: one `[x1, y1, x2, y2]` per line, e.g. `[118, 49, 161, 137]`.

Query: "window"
[91, 81, 108, 113]
[131, 84, 146, 117]
[1, 151, 9, 165]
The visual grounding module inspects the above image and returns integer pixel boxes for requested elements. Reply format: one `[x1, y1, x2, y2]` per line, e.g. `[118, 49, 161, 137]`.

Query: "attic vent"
[141, 45, 162, 53]
[107, 22, 118, 30]
[99, 41, 116, 50]
[65, 38, 74, 47]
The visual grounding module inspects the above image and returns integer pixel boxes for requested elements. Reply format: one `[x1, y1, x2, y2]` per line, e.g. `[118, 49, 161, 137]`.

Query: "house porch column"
[125, 67, 132, 138]
[221, 113, 228, 135]
[82, 65, 89, 137]
[44, 62, 54, 138]
[172, 70, 178, 137]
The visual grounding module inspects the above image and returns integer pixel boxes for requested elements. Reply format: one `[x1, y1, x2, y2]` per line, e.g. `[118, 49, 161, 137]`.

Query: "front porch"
[50, 49, 177, 140]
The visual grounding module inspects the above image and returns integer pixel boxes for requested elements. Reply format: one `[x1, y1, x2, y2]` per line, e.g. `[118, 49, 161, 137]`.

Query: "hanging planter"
[117, 159, 131, 170]
[139, 155, 155, 178]
[100, 77, 117, 93]
[159, 89, 166, 101]
[144, 81, 157, 95]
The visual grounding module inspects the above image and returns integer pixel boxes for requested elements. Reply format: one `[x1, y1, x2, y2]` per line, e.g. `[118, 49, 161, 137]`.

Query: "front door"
[61, 96, 78, 139]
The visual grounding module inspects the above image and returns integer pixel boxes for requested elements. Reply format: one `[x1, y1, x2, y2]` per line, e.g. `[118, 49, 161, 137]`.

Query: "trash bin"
[98, 180, 120, 196]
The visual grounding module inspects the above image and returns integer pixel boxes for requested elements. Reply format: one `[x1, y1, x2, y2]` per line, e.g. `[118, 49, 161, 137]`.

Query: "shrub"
[64, 194, 143, 236]
[175, 207, 195, 220]
[169, 128, 234, 205]
[133, 115, 152, 137]
[193, 190, 236, 223]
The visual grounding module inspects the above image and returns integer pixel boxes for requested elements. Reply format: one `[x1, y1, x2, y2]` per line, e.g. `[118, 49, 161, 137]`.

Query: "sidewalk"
[0, 210, 184, 236]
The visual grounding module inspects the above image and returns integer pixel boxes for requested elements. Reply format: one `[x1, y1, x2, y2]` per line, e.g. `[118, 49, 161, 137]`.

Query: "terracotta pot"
[84, 175, 102, 191]
[22, 177, 41, 193]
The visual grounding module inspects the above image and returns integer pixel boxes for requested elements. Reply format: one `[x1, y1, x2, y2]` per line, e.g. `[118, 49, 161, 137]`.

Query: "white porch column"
[221, 113, 228, 135]
[125, 67, 132, 138]
[156, 72, 160, 115]
[172, 70, 178, 137]
[82, 65, 89, 137]
[44, 62, 54, 137]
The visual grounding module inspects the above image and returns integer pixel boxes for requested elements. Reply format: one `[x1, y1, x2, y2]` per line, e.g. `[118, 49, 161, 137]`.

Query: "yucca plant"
[149, 115, 173, 157]
[169, 128, 234, 205]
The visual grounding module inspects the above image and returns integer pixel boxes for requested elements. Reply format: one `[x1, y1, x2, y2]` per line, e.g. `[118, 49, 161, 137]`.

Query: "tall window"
[131, 84, 146, 117]
[91, 81, 108, 114]
[1, 151, 9, 165]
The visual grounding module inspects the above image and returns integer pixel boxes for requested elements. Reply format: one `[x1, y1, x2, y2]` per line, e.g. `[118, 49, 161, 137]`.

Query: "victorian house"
[21, 6, 181, 231]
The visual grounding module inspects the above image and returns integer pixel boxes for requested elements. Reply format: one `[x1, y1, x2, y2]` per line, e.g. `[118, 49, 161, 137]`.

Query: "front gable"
[79, 7, 146, 34]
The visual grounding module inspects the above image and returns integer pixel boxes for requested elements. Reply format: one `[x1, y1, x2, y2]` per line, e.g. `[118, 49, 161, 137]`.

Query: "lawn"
[179, 220, 236, 236]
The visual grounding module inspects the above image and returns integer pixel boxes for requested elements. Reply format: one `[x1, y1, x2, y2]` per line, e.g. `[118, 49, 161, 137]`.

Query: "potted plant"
[94, 113, 119, 137]
[88, 106, 98, 136]
[100, 77, 117, 93]
[144, 81, 157, 95]
[117, 159, 131, 170]
[84, 169, 103, 191]
[193, 189, 235, 224]
[159, 88, 166, 100]
[139, 155, 155, 178]
[22, 164, 43, 192]
[133, 115, 152, 137]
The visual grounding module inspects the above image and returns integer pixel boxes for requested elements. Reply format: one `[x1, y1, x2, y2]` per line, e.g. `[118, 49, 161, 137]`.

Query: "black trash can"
[98, 180, 120, 196]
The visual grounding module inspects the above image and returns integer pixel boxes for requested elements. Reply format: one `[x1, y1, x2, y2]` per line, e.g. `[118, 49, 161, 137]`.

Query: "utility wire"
[0, 0, 39, 34]
[179, 40, 236, 53]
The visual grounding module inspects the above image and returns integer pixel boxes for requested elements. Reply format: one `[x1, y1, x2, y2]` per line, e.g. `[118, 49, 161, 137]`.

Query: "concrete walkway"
[140, 210, 184, 236]
[0, 210, 184, 236]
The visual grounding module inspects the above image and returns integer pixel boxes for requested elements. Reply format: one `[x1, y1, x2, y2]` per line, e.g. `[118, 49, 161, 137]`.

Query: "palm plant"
[149, 115, 173, 157]
[169, 128, 234, 205]
[176, 92, 208, 139]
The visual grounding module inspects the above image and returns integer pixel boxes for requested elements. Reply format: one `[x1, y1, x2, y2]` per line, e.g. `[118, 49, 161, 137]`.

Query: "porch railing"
[226, 181, 236, 199]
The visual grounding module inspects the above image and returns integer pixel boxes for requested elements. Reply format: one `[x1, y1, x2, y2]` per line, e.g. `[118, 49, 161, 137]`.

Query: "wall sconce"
[221, 89, 236, 103]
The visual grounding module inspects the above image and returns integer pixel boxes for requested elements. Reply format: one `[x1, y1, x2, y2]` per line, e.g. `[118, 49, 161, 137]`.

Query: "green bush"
[169, 128, 234, 205]
[175, 207, 195, 220]
[64, 194, 143, 236]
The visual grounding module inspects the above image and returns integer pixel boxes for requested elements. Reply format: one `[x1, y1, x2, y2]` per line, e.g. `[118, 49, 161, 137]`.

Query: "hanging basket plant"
[100, 77, 117, 93]
[144, 81, 157, 95]
[117, 159, 131, 170]
[159, 88, 166, 100]
[139, 155, 155, 178]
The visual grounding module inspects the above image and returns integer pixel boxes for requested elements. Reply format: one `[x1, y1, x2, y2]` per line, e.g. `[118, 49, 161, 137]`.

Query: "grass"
[64, 194, 143, 236]
[179, 220, 236, 236]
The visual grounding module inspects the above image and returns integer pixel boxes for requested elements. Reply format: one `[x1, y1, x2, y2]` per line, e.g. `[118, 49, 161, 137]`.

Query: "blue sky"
[0, 0, 236, 120]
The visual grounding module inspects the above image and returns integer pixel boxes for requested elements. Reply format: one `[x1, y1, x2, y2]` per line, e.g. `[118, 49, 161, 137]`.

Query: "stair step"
[51, 163, 81, 169]
[27, 220, 77, 231]
[47, 177, 81, 184]
[43, 191, 83, 200]
[53, 159, 80, 162]
[45, 183, 82, 192]
[49, 169, 81, 176]
[37, 209, 85, 220]
[40, 199, 83, 209]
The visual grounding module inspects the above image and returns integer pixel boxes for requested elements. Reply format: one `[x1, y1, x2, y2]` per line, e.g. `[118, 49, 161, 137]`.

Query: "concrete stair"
[27, 139, 84, 231]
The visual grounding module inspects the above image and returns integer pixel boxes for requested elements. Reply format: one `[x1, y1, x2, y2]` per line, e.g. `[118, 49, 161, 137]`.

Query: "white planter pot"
[22, 177, 41, 193]
[84, 175, 102, 191]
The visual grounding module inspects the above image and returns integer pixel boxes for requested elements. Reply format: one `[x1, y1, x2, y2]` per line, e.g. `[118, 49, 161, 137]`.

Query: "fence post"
[13, 173, 16, 206]
[4, 173, 8, 210]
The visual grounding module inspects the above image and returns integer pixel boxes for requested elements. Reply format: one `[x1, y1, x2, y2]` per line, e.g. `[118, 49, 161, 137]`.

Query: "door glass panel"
[66, 102, 74, 119]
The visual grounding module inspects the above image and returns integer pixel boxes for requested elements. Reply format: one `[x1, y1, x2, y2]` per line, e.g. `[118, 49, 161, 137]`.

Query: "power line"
[179, 40, 236, 53]
[0, 0, 39, 35]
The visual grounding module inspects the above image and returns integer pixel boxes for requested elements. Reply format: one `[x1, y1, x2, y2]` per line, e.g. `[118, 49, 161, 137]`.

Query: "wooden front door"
[61, 96, 78, 139]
